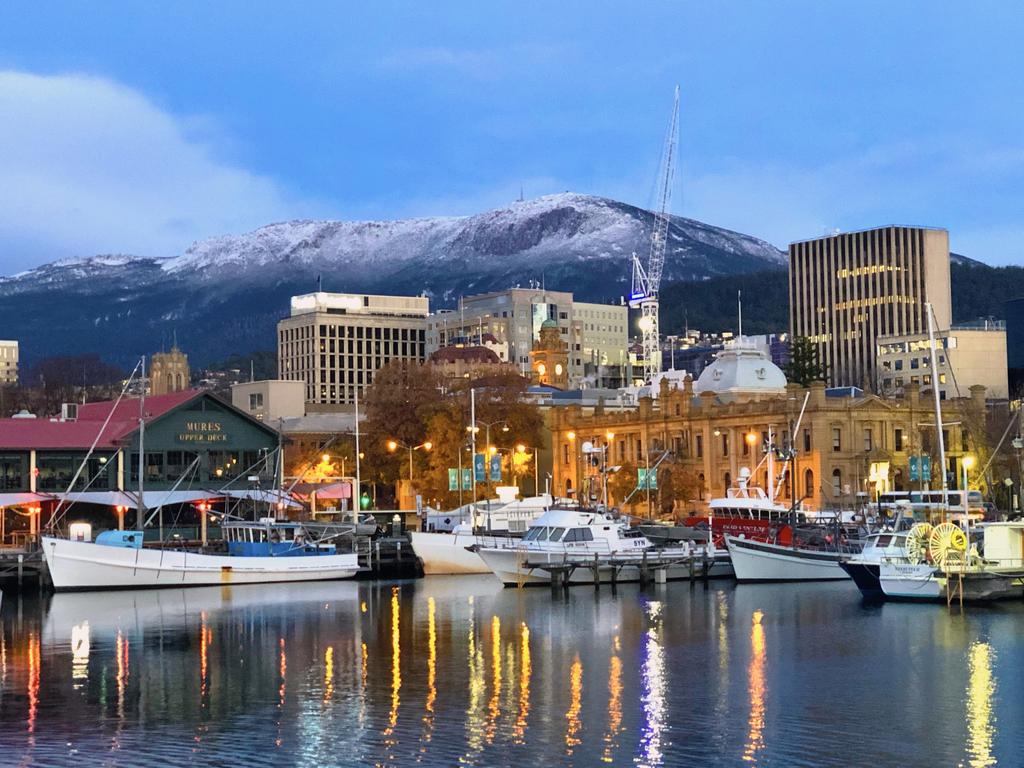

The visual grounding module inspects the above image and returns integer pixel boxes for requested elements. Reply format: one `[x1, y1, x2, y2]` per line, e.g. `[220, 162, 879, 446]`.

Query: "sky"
[1, 1, 1023, 273]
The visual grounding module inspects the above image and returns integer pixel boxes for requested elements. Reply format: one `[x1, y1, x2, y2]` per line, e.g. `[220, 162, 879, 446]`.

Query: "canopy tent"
[52, 490, 217, 510]
[312, 482, 353, 500]
[0, 492, 55, 508]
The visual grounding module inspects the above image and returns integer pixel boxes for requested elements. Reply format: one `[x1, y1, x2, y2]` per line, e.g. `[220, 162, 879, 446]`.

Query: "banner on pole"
[474, 453, 486, 483]
[489, 454, 502, 482]
[462, 468, 473, 490]
[638, 468, 657, 490]
[448, 469, 459, 491]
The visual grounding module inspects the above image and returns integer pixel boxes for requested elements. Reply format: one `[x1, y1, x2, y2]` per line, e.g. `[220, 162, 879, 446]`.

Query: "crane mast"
[630, 85, 679, 383]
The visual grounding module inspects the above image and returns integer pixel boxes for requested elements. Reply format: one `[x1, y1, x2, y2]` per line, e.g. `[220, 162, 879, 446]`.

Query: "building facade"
[231, 379, 306, 423]
[789, 226, 952, 389]
[0, 340, 18, 386]
[530, 320, 570, 388]
[277, 292, 429, 407]
[425, 288, 628, 388]
[549, 379, 984, 515]
[877, 321, 1008, 401]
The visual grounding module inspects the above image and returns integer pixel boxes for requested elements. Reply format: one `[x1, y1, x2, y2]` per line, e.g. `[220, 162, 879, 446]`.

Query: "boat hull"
[409, 531, 490, 575]
[478, 547, 733, 587]
[725, 536, 850, 582]
[838, 562, 884, 599]
[842, 560, 1024, 602]
[41, 536, 361, 592]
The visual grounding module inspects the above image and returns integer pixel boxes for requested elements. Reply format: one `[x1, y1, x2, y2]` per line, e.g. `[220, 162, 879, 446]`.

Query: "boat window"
[523, 528, 540, 541]
[549, 527, 566, 542]
[534, 527, 550, 541]
[563, 529, 580, 543]
[580, 528, 594, 542]
[875, 535, 893, 547]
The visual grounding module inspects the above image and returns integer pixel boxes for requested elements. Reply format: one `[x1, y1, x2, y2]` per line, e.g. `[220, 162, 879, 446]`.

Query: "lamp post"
[962, 454, 975, 516]
[386, 440, 433, 483]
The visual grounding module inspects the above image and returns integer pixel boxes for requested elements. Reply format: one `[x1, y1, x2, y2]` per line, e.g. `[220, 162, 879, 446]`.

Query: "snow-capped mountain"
[0, 193, 786, 368]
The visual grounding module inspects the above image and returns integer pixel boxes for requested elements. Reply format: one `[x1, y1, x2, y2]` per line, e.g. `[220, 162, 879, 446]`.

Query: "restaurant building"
[0, 390, 282, 544]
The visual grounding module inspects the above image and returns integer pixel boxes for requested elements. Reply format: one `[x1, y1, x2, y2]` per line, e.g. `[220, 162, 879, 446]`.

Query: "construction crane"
[630, 85, 679, 383]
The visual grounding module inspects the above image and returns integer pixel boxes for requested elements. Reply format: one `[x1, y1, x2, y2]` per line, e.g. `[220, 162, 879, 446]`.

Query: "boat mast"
[137, 355, 147, 531]
[925, 303, 948, 511]
[354, 385, 361, 526]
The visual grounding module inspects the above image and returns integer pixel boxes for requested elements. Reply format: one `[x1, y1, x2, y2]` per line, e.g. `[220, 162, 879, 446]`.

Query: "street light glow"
[422, 441, 433, 451]
[387, 440, 398, 452]
[567, 431, 576, 441]
[963, 455, 976, 470]
[745, 432, 759, 446]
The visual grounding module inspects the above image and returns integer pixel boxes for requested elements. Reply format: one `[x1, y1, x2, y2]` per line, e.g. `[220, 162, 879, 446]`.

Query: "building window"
[695, 434, 703, 458]
[803, 429, 811, 453]
[721, 432, 729, 456]
[832, 468, 842, 498]
[894, 428, 904, 452]
[895, 360, 903, 371]
[248, 393, 264, 411]
[698, 473, 706, 501]
[832, 428, 841, 452]
[563, 444, 569, 465]
[910, 358, 919, 370]
[863, 428, 873, 452]
[804, 469, 814, 499]
[724, 471, 731, 490]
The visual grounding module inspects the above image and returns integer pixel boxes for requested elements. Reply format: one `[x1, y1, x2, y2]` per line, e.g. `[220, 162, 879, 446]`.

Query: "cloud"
[377, 43, 571, 80]
[683, 140, 1024, 264]
[0, 70, 323, 273]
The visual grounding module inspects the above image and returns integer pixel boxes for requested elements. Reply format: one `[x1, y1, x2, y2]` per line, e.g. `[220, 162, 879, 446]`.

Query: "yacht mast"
[137, 355, 147, 530]
[925, 303, 948, 507]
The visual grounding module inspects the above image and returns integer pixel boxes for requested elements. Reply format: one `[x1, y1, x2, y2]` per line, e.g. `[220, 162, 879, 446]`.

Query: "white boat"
[477, 507, 731, 587]
[43, 519, 361, 592]
[725, 533, 863, 582]
[411, 493, 554, 575]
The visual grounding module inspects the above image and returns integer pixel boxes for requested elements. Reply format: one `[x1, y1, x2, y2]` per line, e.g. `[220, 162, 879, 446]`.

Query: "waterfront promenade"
[1, 578, 1021, 766]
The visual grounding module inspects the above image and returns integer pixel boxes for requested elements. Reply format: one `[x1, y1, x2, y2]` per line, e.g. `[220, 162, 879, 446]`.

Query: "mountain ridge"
[0, 193, 787, 368]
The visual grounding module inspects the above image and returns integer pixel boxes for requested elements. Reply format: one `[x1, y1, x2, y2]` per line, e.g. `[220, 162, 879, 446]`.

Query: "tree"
[782, 337, 826, 387]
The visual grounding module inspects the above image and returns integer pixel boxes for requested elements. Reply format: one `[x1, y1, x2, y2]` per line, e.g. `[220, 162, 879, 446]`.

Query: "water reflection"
[70, 620, 89, 688]
[419, 593, 436, 753]
[743, 610, 766, 764]
[637, 601, 666, 768]
[2, 580, 1022, 767]
[602, 636, 622, 763]
[565, 654, 583, 755]
[513, 621, 530, 743]
[965, 641, 996, 768]
[486, 615, 502, 744]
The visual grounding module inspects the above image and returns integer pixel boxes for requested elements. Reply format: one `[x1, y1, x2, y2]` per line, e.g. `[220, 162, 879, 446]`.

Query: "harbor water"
[1, 579, 1022, 767]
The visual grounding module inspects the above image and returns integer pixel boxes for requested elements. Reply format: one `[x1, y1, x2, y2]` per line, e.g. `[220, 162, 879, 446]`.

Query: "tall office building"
[278, 292, 429, 407]
[789, 226, 952, 388]
[0, 340, 18, 386]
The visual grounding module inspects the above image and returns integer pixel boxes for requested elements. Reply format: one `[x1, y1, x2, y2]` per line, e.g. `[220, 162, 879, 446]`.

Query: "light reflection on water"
[1, 580, 1023, 767]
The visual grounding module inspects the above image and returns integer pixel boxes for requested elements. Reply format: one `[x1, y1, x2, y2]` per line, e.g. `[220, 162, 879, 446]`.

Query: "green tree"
[783, 337, 826, 387]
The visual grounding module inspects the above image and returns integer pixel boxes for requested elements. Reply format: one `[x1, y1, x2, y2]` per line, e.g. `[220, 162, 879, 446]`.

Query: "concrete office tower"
[278, 292, 429, 408]
[789, 226, 952, 389]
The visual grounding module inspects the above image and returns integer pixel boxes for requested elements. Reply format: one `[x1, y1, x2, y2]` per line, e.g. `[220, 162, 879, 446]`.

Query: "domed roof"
[540, 318, 558, 330]
[694, 338, 787, 401]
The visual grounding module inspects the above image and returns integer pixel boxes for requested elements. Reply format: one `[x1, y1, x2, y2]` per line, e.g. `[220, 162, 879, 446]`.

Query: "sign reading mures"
[177, 421, 228, 444]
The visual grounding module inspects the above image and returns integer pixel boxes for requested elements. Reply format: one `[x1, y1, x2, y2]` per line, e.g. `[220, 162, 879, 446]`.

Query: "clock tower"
[530, 319, 569, 389]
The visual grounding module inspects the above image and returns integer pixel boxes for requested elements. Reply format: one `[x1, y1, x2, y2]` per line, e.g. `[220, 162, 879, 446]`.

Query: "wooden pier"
[523, 550, 717, 594]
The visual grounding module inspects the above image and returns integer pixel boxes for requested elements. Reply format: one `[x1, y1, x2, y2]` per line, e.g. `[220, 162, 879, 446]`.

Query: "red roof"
[0, 389, 202, 450]
[76, 388, 200, 423]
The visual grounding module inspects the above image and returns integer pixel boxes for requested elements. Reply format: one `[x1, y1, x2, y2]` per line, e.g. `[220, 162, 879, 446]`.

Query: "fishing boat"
[40, 357, 361, 592]
[43, 518, 361, 592]
[840, 520, 1024, 602]
[410, 492, 554, 575]
[477, 506, 731, 586]
[725, 525, 866, 582]
[840, 302, 1024, 602]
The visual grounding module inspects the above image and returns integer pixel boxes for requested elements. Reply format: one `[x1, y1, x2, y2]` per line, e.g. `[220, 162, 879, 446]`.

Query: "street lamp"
[387, 439, 433, 482]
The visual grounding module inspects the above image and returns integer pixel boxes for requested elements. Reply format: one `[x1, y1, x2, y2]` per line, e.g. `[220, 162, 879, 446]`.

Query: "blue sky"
[1, 1, 1023, 272]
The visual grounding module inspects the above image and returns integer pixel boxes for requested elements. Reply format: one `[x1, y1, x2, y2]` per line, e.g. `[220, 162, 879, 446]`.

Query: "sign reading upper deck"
[177, 420, 228, 444]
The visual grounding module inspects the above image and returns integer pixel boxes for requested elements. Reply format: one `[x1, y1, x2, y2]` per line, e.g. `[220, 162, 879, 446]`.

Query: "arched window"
[804, 469, 814, 499]
[832, 468, 842, 498]
[698, 473, 706, 501]
[175, 373, 183, 390]
[724, 471, 731, 491]
[166, 373, 173, 392]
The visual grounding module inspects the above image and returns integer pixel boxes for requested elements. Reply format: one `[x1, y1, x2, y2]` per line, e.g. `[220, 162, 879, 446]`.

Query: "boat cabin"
[223, 519, 335, 557]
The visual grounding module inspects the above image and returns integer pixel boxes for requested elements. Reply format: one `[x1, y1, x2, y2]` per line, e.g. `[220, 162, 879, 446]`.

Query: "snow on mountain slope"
[0, 193, 786, 366]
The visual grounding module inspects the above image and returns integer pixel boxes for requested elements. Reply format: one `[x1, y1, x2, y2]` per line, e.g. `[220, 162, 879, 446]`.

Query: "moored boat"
[42, 518, 362, 592]
[725, 531, 864, 582]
